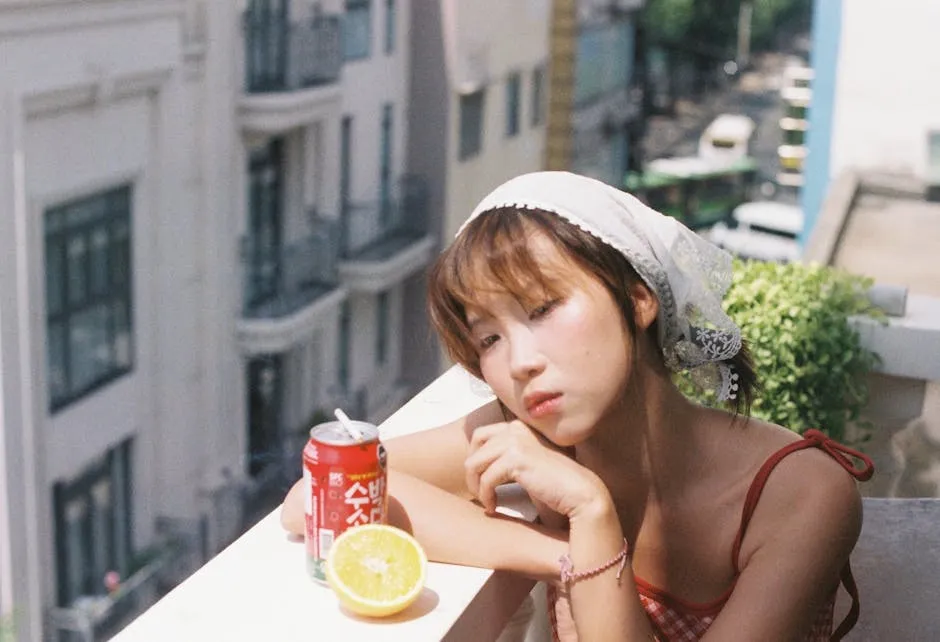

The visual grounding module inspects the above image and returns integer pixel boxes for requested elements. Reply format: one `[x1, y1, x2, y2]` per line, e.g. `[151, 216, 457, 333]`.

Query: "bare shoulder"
[738, 421, 864, 566]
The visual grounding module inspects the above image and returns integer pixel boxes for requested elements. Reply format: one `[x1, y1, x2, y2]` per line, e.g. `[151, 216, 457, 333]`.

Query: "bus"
[624, 155, 759, 230]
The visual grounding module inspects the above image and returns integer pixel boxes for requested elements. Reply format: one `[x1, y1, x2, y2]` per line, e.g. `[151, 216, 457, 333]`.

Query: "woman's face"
[465, 232, 638, 447]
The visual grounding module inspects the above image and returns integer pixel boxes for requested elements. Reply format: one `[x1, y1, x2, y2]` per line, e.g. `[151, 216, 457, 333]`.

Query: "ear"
[629, 280, 659, 332]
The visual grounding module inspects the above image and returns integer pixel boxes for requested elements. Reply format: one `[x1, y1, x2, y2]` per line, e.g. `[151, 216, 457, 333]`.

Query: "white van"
[698, 114, 755, 162]
[708, 201, 803, 263]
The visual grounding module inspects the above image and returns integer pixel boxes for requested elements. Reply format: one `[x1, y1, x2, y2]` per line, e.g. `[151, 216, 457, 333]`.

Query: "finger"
[476, 456, 518, 514]
[467, 421, 508, 454]
[464, 437, 507, 499]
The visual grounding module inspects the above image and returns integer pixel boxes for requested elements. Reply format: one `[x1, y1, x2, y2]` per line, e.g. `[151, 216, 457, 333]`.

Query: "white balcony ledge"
[853, 293, 940, 382]
[111, 366, 544, 641]
[237, 286, 347, 356]
[238, 85, 342, 135]
[339, 235, 436, 294]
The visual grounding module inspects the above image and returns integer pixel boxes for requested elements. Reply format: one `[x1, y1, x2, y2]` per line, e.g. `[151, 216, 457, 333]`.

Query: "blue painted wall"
[800, 0, 843, 245]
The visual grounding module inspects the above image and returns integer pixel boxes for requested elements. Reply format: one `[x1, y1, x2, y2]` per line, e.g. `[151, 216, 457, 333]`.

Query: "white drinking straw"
[334, 408, 363, 441]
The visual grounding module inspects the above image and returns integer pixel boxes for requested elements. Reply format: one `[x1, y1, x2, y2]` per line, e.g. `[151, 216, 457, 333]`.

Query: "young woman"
[282, 172, 873, 641]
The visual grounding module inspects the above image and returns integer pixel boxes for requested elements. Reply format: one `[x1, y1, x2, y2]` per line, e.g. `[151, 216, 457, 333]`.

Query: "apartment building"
[0, 1, 426, 640]
[406, 0, 552, 379]
[801, 0, 940, 240]
[546, 0, 646, 187]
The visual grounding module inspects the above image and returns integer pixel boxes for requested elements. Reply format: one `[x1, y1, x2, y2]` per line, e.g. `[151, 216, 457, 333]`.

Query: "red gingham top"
[549, 429, 875, 642]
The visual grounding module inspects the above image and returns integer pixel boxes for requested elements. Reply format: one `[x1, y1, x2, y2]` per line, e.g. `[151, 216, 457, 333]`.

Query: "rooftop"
[805, 170, 940, 297]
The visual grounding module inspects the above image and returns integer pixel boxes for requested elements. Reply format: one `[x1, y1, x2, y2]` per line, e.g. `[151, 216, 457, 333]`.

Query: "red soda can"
[302, 420, 388, 583]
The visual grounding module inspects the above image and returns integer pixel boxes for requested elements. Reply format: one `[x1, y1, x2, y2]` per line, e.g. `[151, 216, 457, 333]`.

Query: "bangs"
[427, 208, 572, 375]
[447, 211, 568, 311]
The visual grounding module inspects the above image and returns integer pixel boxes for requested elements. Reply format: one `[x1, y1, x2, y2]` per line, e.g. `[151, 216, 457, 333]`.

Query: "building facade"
[406, 0, 552, 379]
[801, 0, 940, 242]
[546, 0, 646, 187]
[0, 1, 429, 640]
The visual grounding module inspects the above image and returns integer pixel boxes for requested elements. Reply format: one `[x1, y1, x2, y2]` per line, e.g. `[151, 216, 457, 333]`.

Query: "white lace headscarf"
[457, 171, 743, 401]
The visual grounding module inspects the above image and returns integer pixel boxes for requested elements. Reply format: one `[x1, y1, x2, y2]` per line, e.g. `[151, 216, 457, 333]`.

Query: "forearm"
[388, 469, 567, 582]
[566, 506, 655, 641]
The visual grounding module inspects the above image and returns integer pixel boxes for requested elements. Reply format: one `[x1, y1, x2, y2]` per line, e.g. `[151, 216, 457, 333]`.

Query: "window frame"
[53, 438, 133, 607]
[338, 300, 351, 389]
[531, 65, 546, 127]
[45, 185, 135, 412]
[376, 291, 389, 365]
[343, 0, 372, 61]
[380, 103, 393, 225]
[505, 72, 522, 138]
[384, 0, 396, 54]
[458, 89, 486, 161]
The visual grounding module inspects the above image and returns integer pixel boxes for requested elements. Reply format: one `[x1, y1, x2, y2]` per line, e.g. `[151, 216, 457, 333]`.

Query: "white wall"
[0, 3, 244, 637]
[830, 0, 940, 178]
[444, 0, 551, 241]
[341, 0, 411, 205]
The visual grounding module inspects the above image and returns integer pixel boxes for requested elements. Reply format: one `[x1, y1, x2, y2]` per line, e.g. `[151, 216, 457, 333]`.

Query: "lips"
[524, 391, 562, 418]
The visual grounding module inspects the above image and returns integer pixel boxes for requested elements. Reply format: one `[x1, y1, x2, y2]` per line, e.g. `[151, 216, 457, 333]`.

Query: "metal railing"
[241, 214, 340, 319]
[47, 533, 192, 642]
[340, 176, 430, 260]
[244, 10, 342, 93]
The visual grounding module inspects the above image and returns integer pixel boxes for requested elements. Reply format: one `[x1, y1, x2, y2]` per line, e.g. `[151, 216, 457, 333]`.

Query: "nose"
[508, 328, 546, 381]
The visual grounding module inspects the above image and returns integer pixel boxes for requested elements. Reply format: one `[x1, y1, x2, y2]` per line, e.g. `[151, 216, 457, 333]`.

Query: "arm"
[563, 496, 659, 641]
[388, 468, 567, 581]
[702, 452, 863, 641]
[466, 421, 657, 641]
[386, 400, 572, 579]
[279, 401, 504, 535]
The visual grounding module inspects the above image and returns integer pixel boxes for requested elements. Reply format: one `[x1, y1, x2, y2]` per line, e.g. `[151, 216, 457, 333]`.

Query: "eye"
[529, 299, 559, 320]
[478, 334, 500, 350]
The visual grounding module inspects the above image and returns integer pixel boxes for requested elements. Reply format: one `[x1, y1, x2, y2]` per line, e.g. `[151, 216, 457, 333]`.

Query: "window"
[928, 132, 940, 177]
[574, 22, 635, 106]
[384, 0, 396, 54]
[45, 186, 134, 411]
[246, 138, 284, 310]
[459, 90, 485, 160]
[531, 65, 546, 127]
[343, 0, 372, 61]
[54, 439, 133, 607]
[338, 301, 351, 389]
[380, 104, 393, 225]
[376, 291, 389, 364]
[505, 72, 521, 138]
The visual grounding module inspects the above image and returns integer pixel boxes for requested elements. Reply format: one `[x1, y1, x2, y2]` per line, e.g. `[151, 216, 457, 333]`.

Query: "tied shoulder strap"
[730, 429, 874, 641]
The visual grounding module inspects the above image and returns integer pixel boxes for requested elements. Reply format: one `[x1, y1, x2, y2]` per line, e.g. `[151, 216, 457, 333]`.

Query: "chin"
[539, 419, 591, 449]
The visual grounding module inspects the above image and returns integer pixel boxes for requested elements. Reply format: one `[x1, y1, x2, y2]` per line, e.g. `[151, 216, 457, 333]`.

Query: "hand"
[464, 420, 612, 520]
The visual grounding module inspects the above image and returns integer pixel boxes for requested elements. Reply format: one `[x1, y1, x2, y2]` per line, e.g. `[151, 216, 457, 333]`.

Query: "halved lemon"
[325, 524, 428, 618]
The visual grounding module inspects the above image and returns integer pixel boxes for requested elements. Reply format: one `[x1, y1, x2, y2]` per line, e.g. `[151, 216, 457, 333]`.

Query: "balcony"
[237, 215, 346, 355]
[239, 8, 343, 134]
[338, 176, 436, 293]
[110, 366, 542, 642]
[47, 525, 197, 642]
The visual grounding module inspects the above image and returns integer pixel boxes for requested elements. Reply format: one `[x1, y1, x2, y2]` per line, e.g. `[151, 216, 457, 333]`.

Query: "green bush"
[1, 612, 15, 642]
[679, 260, 882, 442]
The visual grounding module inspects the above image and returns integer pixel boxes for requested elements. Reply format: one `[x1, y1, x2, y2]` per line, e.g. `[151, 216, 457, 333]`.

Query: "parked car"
[708, 201, 803, 263]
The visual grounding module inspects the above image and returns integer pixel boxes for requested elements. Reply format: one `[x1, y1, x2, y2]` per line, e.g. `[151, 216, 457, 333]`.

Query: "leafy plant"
[0, 611, 15, 642]
[678, 260, 882, 442]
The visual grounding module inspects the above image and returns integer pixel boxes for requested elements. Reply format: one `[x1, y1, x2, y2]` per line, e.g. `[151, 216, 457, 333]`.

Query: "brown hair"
[427, 207, 757, 414]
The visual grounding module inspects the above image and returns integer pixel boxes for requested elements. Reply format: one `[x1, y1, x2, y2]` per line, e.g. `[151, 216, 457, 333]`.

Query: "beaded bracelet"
[558, 538, 630, 586]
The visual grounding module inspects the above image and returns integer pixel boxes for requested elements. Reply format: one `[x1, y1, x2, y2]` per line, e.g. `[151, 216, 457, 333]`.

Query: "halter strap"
[730, 429, 874, 641]
[731, 429, 874, 571]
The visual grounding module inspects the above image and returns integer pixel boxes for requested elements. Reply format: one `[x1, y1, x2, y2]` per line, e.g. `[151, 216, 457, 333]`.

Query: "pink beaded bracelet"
[559, 538, 630, 586]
